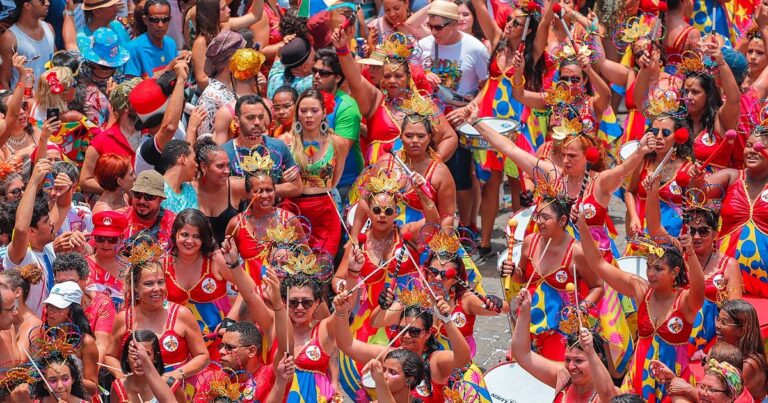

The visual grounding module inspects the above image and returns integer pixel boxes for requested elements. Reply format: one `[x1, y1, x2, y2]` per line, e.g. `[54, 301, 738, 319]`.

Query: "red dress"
[287, 324, 337, 402]
[665, 26, 696, 65]
[634, 159, 691, 237]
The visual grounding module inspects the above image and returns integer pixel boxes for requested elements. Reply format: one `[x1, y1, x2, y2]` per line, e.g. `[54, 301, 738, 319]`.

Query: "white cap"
[43, 281, 83, 309]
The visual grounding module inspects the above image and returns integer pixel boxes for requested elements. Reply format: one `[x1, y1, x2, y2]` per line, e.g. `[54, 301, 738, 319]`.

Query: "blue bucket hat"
[77, 27, 130, 68]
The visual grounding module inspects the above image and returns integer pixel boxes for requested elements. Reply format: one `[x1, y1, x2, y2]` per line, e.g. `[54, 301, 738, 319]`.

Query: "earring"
[320, 121, 329, 134]
[293, 121, 303, 134]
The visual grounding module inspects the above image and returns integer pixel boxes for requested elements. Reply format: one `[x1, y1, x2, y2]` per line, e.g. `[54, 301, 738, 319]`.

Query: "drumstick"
[650, 128, 689, 181]
[381, 143, 434, 199]
[506, 218, 518, 263]
[571, 263, 584, 329]
[753, 141, 768, 159]
[516, 2, 538, 52]
[576, 146, 600, 204]
[327, 191, 355, 243]
[697, 130, 738, 170]
[22, 347, 57, 398]
[523, 237, 552, 291]
[388, 232, 413, 291]
[375, 314, 421, 361]
[551, 4, 577, 55]
[402, 246, 442, 302]
[229, 195, 258, 237]
[345, 254, 397, 295]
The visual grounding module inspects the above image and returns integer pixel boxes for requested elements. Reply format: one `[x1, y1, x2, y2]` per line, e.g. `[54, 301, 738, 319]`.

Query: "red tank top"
[580, 180, 609, 228]
[637, 289, 693, 344]
[552, 382, 598, 403]
[636, 159, 690, 205]
[704, 256, 730, 304]
[164, 256, 227, 304]
[693, 130, 733, 170]
[439, 294, 476, 339]
[127, 302, 191, 368]
[665, 26, 695, 65]
[409, 353, 445, 403]
[365, 102, 401, 148]
[396, 157, 439, 211]
[294, 324, 331, 373]
[719, 170, 768, 237]
[523, 234, 583, 294]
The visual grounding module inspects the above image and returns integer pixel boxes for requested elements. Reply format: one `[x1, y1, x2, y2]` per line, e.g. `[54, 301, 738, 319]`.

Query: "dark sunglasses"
[8, 188, 23, 196]
[688, 226, 712, 237]
[649, 127, 673, 138]
[392, 325, 426, 338]
[94, 235, 120, 244]
[147, 16, 171, 24]
[511, 19, 523, 28]
[427, 20, 453, 31]
[132, 192, 158, 202]
[312, 68, 335, 77]
[558, 76, 582, 84]
[371, 206, 395, 216]
[427, 266, 456, 279]
[288, 298, 315, 309]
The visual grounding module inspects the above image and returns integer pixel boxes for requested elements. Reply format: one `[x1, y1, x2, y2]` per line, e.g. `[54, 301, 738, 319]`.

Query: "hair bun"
[19, 263, 43, 285]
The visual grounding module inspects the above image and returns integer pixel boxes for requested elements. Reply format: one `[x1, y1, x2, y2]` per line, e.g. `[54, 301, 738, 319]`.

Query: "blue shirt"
[124, 33, 177, 78]
[81, 20, 132, 44]
[223, 136, 297, 181]
[328, 90, 362, 188]
[267, 60, 313, 99]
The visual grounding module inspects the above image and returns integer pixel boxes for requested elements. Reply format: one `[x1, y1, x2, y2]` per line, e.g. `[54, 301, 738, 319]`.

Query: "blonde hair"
[35, 67, 75, 113]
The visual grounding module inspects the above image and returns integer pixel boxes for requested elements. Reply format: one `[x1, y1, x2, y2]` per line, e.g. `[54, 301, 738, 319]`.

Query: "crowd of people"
[0, 0, 766, 400]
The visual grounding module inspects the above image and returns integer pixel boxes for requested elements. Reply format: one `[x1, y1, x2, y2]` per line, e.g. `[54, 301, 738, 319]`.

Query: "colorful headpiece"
[0, 367, 35, 395]
[531, 163, 566, 203]
[0, 160, 20, 181]
[420, 224, 465, 264]
[626, 235, 670, 260]
[46, 72, 64, 94]
[29, 324, 82, 359]
[381, 32, 415, 63]
[282, 244, 334, 283]
[240, 147, 276, 174]
[398, 288, 433, 309]
[363, 167, 408, 196]
[558, 305, 597, 337]
[643, 85, 686, 120]
[229, 48, 266, 81]
[614, 14, 661, 49]
[204, 368, 246, 402]
[552, 116, 585, 141]
[555, 41, 594, 62]
[543, 81, 578, 106]
[675, 51, 717, 77]
[681, 188, 720, 222]
[394, 89, 441, 127]
[118, 233, 165, 271]
[707, 359, 743, 397]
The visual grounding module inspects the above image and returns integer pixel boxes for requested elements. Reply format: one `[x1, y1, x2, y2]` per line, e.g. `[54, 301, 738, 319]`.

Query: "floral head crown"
[643, 86, 686, 120]
[282, 245, 334, 283]
[398, 288, 433, 309]
[363, 167, 407, 196]
[118, 233, 165, 271]
[394, 89, 441, 128]
[381, 32, 414, 63]
[681, 188, 720, 223]
[29, 324, 82, 359]
[675, 51, 717, 77]
[420, 224, 465, 264]
[544, 81, 578, 107]
[531, 163, 566, 205]
[707, 359, 743, 397]
[204, 368, 248, 402]
[241, 148, 275, 174]
[0, 160, 20, 181]
[558, 305, 597, 337]
[614, 14, 662, 49]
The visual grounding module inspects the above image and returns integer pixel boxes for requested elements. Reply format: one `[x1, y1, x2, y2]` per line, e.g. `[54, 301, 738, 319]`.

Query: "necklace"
[7, 133, 29, 147]
[702, 251, 715, 275]
[366, 232, 395, 264]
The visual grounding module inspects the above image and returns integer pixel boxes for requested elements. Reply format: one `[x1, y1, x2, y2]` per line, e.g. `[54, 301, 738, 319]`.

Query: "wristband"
[226, 260, 239, 269]
[335, 46, 350, 56]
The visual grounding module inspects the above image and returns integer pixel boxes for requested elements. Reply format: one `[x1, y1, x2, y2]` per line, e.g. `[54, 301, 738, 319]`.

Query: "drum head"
[619, 140, 640, 161]
[458, 118, 520, 136]
[616, 256, 648, 280]
[484, 363, 555, 403]
[506, 206, 534, 242]
[362, 372, 375, 389]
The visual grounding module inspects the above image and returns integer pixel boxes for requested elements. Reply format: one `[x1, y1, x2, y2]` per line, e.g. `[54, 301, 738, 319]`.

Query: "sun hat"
[131, 170, 166, 198]
[357, 46, 385, 66]
[280, 37, 312, 69]
[92, 211, 128, 237]
[205, 30, 246, 78]
[427, 1, 460, 21]
[82, 0, 121, 11]
[77, 28, 130, 68]
[43, 281, 83, 309]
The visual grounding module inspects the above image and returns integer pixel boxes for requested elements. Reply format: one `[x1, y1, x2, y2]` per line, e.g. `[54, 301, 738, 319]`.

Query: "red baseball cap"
[92, 211, 128, 237]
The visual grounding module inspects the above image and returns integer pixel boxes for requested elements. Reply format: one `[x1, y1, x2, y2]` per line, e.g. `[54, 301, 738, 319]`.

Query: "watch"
[166, 376, 176, 386]
[62, 10, 74, 16]
[226, 259, 239, 269]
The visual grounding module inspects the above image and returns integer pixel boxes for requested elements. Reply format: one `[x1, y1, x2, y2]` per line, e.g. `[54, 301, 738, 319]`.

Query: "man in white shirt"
[3, 158, 58, 315]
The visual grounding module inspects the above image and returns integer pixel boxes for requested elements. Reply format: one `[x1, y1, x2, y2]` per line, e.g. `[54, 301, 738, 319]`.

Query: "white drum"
[484, 362, 555, 403]
[497, 243, 522, 273]
[362, 371, 375, 389]
[617, 256, 648, 280]
[457, 118, 520, 150]
[505, 206, 534, 242]
[619, 140, 640, 161]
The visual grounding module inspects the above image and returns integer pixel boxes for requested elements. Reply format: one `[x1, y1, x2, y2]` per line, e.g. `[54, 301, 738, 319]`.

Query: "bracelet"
[273, 304, 286, 312]
[178, 368, 184, 380]
[62, 10, 74, 16]
[226, 260, 239, 269]
[335, 310, 349, 317]
[511, 75, 526, 88]
[335, 46, 350, 56]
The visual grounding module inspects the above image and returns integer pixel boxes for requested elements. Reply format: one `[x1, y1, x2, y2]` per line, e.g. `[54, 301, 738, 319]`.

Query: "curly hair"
[279, 10, 310, 41]
[52, 252, 90, 280]
[280, 273, 324, 301]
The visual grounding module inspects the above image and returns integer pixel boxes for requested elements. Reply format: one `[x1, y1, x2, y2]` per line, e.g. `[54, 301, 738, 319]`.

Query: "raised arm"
[594, 133, 655, 198]
[677, 234, 705, 320]
[580, 330, 621, 401]
[510, 290, 563, 388]
[131, 340, 176, 403]
[7, 159, 52, 265]
[331, 27, 382, 119]
[643, 175, 667, 238]
[432, 297, 471, 381]
[331, 292, 385, 363]
[509, 52, 547, 109]
[0, 57, 28, 149]
[154, 61, 188, 151]
[576, 210, 647, 300]
[469, 0, 502, 46]
[702, 41, 740, 132]
[581, 53, 611, 116]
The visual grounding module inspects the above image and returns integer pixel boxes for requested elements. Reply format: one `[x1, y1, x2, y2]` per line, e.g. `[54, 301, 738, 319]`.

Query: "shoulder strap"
[673, 26, 695, 51]
[561, 239, 576, 267]
[166, 303, 180, 330]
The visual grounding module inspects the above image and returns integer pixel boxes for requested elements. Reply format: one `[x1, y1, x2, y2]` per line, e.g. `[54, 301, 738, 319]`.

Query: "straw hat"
[427, 1, 460, 20]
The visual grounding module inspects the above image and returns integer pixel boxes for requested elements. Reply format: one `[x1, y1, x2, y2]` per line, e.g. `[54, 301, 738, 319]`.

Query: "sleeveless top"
[637, 289, 693, 344]
[704, 255, 730, 305]
[636, 159, 690, 204]
[85, 256, 124, 309]
[163, 256, 227, 305]
[693, 130, 732, 170]
[390, 156, 439, 211]
[300, 140, 336, 188]
[665, 26, 695, 65]
[294, 324, 331, 373]
[523, 234, 582, 294]
[126, 302, 191, 368]
[553, 381, 598, 403]
[366, 102, 401, 146]
[580, 180, 609, 229]
[205, 179, 239, 245]
[624, 80, 647, 142]
[409, 353, 445, 403]
[111, 379, 160, 403]
[439, 294, 477, 339]
[8, 23, 55, 86]
[719, 170, 768, 237]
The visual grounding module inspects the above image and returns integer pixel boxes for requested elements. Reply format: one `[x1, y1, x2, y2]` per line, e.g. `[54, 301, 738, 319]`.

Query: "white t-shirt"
[2, 244, 55, 316]
[417, 32, 490, 98]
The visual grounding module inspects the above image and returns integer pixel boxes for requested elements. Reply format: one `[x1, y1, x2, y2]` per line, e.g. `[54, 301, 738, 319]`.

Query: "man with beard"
[120, 170, 176, 249]
[223, 95, 302, 198]
[218, 322, 276, 402]
[3, 159, 58, 315]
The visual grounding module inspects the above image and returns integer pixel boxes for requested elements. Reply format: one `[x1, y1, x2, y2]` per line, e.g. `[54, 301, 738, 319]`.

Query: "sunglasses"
[558, 76, 582, 84]
[427, 20, 453, 31]
[132, 192, 158, 202]
[312, 68, 335, 77]
[687, 226, 712, 237]
[511, 19, 523, 28]
[147, 16, 171, 24]
[649, 127, 673, 137]
[427, 266, 456, 279]
[532, 213, 554, 222]
[94, 235, 120, 244]
[392, 325, 426, 338]
[288, 298, 315, 309]
[8, 188, 23, 196]
[371, 205, 395, 216]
